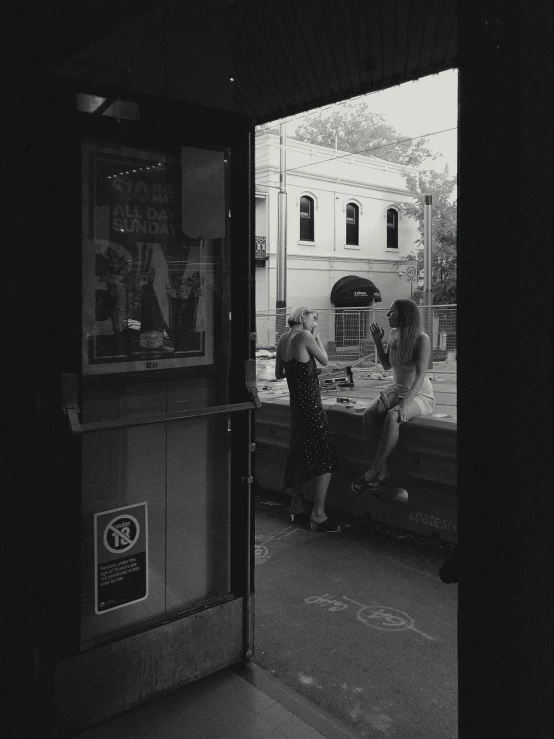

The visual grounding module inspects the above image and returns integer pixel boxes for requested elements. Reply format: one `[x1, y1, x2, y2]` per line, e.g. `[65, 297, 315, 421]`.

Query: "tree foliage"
[292, 101, 436, 167]
[398, 168, 457, 304]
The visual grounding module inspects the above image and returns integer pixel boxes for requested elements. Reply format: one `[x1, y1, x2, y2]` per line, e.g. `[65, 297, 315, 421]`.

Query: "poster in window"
[82, 142, 226, 374]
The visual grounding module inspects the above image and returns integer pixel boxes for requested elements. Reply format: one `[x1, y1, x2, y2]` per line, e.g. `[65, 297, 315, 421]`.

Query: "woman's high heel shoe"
[290, 510, 310, 524]
[310, 517, 341, 532]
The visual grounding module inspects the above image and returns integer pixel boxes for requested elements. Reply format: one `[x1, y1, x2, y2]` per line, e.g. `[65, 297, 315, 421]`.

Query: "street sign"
[94, 502, 148, 614]
[406, 265, 417, 282]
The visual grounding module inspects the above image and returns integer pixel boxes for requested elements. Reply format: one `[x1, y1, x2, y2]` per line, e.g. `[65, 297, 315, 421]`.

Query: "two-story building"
[255, 132, 420, 309]
[255, 131, 420, 348]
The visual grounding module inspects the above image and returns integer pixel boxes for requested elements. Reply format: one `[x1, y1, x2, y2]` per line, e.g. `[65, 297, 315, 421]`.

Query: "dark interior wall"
[457, 3, 553, 738]
[3, 2, 238, 726]
[55, 0, 234, 111]
[3, 1, 553, 737]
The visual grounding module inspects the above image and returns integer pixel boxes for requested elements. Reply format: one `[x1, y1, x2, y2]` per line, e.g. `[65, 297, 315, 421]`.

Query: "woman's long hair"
[287, 305, 317, 327]
[394, 299, 423, 365]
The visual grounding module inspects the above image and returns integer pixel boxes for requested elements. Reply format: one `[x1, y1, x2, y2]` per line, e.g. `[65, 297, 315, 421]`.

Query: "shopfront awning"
[330, 275, 382, 304]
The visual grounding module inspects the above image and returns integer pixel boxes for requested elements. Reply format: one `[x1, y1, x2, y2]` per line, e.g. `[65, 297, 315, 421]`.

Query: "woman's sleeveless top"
[389, 329, 434, 401]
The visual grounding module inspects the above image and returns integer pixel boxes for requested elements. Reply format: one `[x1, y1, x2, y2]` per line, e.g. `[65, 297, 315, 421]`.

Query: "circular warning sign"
[406, 265, 417, 281]
[103, 514, 140, 554]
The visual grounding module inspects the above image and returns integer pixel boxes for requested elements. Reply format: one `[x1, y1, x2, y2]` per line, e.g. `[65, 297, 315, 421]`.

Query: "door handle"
[61, 373, 82, 434]
[61, 372, 260, 435]
[245, 359, 262, 409]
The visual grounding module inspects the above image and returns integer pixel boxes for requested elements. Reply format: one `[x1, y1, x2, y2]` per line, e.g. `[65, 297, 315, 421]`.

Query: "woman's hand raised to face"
[370, 322, 385, 341]
[310, 325, 320, 341]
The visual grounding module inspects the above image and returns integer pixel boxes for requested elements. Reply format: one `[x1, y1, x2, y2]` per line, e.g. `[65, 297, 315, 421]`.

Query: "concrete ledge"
[254, 402, 457, 544]
[53, 598, 244, 736]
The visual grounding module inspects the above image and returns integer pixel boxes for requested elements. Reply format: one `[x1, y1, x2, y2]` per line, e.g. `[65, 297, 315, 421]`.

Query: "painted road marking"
[257, 524, 300, 544]
[305, 594, 436, 640]
[255, 545, 269, 565]
[254, 525, 300, 565]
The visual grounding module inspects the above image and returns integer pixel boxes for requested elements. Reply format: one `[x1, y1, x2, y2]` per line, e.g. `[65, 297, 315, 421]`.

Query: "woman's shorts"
[411, 394, 436, 416]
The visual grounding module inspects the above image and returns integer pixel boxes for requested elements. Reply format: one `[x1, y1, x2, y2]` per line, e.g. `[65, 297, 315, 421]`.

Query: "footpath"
[253, 498, 458, 739]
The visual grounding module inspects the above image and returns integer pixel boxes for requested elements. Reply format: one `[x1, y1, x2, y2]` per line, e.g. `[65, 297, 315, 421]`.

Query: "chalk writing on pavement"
[304, 594, 436, 640]
[255, 525, 300, 565]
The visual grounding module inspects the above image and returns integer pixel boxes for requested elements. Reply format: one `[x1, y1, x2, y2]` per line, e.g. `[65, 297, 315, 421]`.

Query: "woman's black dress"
[282, 355, 338, 490]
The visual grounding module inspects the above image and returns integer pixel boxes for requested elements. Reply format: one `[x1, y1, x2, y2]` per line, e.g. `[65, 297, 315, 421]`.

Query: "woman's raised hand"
[311, 325, 320, 340]
[370, 322, 384, 341]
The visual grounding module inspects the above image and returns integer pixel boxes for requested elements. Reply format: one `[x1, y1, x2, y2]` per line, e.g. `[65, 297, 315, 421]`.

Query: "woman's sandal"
[351, 475, 375, 493]
[351, 472, 391, 493]
[310, 517, 341, 533]
[365, 473, 392, 490]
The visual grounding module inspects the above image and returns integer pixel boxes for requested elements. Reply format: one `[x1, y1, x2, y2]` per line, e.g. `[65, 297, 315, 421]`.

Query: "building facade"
[255, 132, 420, 320]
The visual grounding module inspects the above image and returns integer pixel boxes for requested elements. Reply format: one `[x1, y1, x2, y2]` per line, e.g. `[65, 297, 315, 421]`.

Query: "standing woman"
[275, 306, 340, 532]
[351, 299, 435, 492]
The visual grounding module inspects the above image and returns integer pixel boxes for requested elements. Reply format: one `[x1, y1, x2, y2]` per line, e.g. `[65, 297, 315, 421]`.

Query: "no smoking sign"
[94, 503, 148, 614]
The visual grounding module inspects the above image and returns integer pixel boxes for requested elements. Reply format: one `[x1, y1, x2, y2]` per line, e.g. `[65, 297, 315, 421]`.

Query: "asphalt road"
[253, 495, 458, 739]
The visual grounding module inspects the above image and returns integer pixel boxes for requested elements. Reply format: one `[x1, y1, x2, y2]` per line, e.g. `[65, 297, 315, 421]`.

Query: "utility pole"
[423, 194, 434, 368]
[276, 122, 287, 342]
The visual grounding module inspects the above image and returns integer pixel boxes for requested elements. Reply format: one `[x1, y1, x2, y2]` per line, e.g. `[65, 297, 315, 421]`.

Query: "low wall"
[254, 402, 457, 544]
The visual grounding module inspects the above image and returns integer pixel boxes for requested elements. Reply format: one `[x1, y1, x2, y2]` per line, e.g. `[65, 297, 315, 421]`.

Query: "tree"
[398, 167, 457, 304]
[292, 100, 437, 167]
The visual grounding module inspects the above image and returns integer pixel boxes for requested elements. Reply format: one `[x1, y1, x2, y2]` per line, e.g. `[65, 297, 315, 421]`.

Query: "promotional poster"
[82, 142, 227, 374]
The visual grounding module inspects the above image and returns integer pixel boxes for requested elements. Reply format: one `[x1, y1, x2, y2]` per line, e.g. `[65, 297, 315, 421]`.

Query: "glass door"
[73, 130, 254, 647]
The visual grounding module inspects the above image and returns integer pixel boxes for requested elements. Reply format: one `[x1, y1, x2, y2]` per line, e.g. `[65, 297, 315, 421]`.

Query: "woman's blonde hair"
[394, 299, 423, 365]
[287, 305, 318, 327]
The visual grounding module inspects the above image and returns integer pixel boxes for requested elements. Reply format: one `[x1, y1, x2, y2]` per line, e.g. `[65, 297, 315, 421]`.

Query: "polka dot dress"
[282, 355, 338, 491]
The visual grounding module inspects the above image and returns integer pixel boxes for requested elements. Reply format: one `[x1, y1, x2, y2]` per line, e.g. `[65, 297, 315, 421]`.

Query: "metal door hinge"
[242, 475, 254, 484]
[245, 359, 262, 409]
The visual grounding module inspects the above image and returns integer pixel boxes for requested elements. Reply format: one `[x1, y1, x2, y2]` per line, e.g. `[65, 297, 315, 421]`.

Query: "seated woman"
[275, 306, 340, 532]
[351, 298, 435, 492]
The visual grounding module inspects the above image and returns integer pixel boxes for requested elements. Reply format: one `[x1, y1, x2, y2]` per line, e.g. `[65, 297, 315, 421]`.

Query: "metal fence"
[256, 305, 457, 372]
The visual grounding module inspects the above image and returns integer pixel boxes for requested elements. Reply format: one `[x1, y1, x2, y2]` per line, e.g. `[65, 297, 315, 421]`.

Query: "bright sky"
[263, 69, 458, 173]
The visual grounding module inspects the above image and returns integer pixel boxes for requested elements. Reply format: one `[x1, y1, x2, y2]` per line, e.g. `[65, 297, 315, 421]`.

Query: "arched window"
[346, 203, 359, 245]
[387, 208, 398, 248]
[300, 196, 314, 241]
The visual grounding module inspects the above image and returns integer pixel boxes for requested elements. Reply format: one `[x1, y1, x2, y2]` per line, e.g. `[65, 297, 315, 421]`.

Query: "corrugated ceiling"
[3, 0, 457, 123]
[232, 0, 457, 123]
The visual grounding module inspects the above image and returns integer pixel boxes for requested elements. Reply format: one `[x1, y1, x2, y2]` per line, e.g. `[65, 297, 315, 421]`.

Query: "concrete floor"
[74, 663, 362, 739]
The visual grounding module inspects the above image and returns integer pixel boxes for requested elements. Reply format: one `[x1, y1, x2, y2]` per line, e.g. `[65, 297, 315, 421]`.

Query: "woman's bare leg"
[311, 472, 332, 523]
[369, 401, 422, 478]
[360, 397, 388, 482]
[289, 471, 306, 514]
[369, 410, 402, 477]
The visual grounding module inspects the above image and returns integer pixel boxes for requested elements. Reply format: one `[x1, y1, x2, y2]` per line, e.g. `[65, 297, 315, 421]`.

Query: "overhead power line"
[254, 71, 457, 133]
[255, 87, 386, 133]
[254, 126, 457, 182]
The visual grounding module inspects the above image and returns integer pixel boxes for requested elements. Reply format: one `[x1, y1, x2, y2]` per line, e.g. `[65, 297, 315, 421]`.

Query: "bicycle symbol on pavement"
[254, 525, 300, 565]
